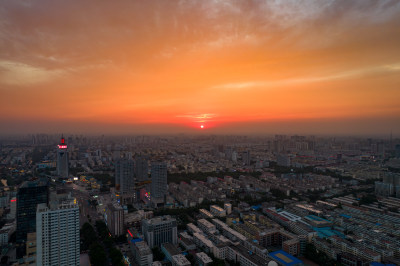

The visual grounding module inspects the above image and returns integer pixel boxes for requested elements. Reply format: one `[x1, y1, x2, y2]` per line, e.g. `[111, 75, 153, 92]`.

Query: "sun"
[200, 125, 204, 129]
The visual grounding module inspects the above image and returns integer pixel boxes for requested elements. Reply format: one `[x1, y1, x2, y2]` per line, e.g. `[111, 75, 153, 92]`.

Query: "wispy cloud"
[176, 113, 217, 122]
[211, 63, 400, 91]
[0, 60, 66, 86]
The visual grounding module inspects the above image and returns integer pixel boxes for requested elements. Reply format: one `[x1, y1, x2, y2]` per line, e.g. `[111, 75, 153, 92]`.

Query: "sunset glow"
[1, 1, 400, 135]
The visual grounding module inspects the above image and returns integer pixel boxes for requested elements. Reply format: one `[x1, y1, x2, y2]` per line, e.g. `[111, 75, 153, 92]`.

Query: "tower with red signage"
[57, 135, 69, 178]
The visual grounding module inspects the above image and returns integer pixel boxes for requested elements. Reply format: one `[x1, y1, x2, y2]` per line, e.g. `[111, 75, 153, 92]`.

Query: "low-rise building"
[132, 241, 153, 266]
[210, 205, 226, 217]
[171, 254, 191, 266]
[196, 252, 213, 266]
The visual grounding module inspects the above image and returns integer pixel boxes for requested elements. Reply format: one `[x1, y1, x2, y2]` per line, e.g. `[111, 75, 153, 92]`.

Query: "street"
[55, 182, 102, 227]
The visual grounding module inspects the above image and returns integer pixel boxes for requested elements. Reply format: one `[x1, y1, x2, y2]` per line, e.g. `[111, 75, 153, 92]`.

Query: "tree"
[95, 220, 110, 240]
[81, 222, 97, 250]
[109, 247, 124, 265]
[89, 243, 107, 266]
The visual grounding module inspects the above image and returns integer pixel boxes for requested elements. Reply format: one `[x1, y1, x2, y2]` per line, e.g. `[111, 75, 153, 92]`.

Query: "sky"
[1, 0, 400, 136]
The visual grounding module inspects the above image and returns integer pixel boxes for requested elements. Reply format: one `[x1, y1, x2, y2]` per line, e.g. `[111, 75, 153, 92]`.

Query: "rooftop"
[269, 250, 303, 266]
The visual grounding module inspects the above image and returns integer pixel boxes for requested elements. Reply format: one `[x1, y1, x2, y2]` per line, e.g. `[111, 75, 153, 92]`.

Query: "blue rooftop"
[130, 238, 143, 243]
[370, 262, 397, 266]
[306, 215, 331, 222]
[269, 250, 303, 266]
[340, 214, 352, 219]
[312, 227, 345, 239]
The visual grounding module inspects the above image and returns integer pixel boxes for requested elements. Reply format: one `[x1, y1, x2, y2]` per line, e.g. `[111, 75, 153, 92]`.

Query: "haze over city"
[3, 2, 400, 266]
[1, 0, 400, 135]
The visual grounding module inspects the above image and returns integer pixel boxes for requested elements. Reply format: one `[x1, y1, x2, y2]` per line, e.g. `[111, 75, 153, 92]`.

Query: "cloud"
[176, 113, 217, 123]
[211, 63, 400, 91]
[0, 60, 66, 85]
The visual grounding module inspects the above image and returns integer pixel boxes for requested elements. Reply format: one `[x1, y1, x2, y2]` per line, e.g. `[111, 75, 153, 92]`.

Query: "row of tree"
[80, 222, 124, 266]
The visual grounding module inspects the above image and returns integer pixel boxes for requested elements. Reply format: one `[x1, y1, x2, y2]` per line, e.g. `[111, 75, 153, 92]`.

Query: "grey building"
[135, 155, 149, 182]
[375, 172, 400, 198]
[115, 158, 135, 194]
[106, 203, 124, 236]
[150, 162, 168, 205]
[142, 216, 177, 248]
[132, 241, 153, 266]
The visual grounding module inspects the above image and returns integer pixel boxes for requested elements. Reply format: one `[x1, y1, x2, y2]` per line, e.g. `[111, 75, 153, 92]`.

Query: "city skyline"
[1, 0, 400, 135]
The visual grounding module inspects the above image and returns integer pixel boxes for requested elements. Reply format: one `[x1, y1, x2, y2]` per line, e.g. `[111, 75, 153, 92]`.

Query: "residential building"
[171, 254, 191, 266]
[36, 195, 80, 266]
[196, 252, 213, 266]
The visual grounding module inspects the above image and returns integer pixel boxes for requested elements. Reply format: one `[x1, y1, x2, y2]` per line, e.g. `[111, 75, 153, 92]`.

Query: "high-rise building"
[16, 179, 49, 257]
[24, 232, 37, 265]
[396, 144, 400, 158]
[7, 197, 17, 219]
[115, 158, 135, 194]
[142, 216, 177, 248]
[276, 154, 291, 167]
[106, 202, 124, 236]
[242, 151, 251, 166]
[57, 136, 69, 178]
[375, 172, 400, 198]
[36, 195, 80, 265]
[135, 155, 149, 182]
[150, 162, 167, 206]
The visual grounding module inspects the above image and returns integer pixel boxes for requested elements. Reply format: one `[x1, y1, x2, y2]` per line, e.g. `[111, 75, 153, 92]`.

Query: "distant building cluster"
[0, 133, 399, 265]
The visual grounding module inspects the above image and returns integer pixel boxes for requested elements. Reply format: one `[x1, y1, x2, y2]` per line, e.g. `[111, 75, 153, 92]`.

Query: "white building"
[197, 219, 216, 234]
[196, 252, 213, 266]
[36, 197, 79, 266]
[171, 254, 191, 266]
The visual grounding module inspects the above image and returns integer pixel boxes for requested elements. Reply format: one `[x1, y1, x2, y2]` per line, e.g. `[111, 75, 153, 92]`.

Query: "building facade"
[36, 197, 80, 266]
[115, 158, 135, 194]
[135, 155, 149, 182]
[150, 162, 168, 205]
[16, 179, 49, 257]
[142, 216, 177, 248]
[106, 202, 124, 236]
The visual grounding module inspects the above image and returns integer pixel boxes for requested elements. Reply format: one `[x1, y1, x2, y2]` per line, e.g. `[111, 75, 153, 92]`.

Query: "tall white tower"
[57, 136, 69, 178]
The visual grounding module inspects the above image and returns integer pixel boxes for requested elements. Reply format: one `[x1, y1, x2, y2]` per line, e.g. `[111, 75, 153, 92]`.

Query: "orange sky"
[1, 0, 400, 135]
